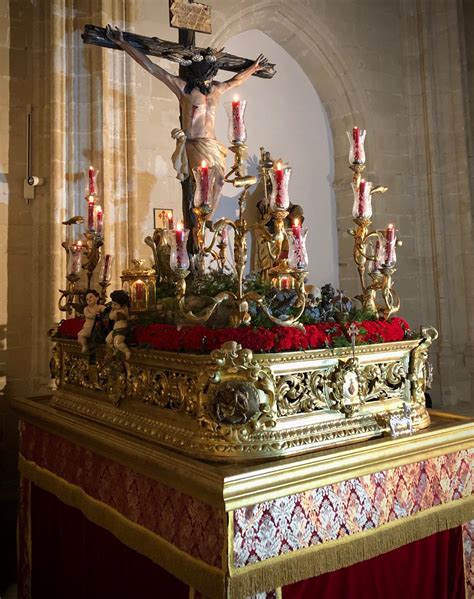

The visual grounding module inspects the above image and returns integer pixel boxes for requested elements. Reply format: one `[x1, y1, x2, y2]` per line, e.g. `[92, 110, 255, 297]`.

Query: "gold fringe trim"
[227, 495, 474, 599]
[19, 455, 225, 598]
[19, 454, 474, 599]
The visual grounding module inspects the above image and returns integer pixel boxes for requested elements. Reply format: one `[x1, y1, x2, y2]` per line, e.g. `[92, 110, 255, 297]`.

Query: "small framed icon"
[153, 208, 174, 230]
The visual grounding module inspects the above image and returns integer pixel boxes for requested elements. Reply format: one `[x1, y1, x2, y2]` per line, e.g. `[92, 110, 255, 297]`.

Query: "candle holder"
[224, 143, 256, 190]
[121, 259, 157, 314]
[351, 179, 373, 219]
[287, 225, 309, 270]
[167, 227, 191, 272]
[58, 271, 83, 315]
[378, 264, 400, 320]
[192, 162, 216, 210]
[166, 161, 307, 329]
[58, 241, 85, 315]
[216, 227, 228, 274]
[225, 98, 248, 145]
[269, 162, 291, 211]
[347, 127, 367, 166]
[59, 164, 109, 313]
[347, 142, 402, 318]
[81, 229, 104, 289]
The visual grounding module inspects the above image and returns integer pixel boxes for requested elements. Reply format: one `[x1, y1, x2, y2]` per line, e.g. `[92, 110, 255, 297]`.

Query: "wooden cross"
[82, 2, 275, 256]
[82, 15, 276, 78]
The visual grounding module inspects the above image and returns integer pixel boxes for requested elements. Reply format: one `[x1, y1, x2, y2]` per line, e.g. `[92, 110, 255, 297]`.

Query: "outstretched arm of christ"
[216, 54, 269, 94]
[105, 25, 183, 98]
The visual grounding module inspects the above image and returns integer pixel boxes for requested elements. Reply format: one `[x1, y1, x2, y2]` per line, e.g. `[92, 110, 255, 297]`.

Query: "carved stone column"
[401, 0, 474, 405]
[6, 0, 137, 400]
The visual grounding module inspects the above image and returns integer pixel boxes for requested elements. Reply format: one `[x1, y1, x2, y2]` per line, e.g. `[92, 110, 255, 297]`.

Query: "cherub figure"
[77, 290, 105, 353]
[105, 25, 268, 222]
[106, 290, 131, 360]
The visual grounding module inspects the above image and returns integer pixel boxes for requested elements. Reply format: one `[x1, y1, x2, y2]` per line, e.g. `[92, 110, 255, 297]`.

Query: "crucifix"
[82, 2, 276, 255]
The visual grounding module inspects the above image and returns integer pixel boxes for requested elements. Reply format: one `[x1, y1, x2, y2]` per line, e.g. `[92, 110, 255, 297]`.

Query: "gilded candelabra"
[166, 141, 307, 329]
[58, 166, 110, 314]
[346, 128, 401, 319]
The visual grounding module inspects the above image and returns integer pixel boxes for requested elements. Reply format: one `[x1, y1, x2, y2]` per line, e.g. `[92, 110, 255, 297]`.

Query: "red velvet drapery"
[27, 484, 466, 599]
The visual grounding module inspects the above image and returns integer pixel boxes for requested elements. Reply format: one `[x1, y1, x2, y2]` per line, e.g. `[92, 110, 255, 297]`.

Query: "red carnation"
[56, 318, 84, 339]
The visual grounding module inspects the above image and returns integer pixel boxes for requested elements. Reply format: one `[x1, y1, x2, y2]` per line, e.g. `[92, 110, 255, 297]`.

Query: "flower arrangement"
[56, 316, 412, 354]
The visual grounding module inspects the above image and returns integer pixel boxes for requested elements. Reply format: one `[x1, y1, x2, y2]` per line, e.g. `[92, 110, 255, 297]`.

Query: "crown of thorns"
[163, 46, 225, 67]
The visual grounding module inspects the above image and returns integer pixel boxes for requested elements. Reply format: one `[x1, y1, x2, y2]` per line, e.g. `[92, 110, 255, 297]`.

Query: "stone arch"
[210, 0, 370, 287]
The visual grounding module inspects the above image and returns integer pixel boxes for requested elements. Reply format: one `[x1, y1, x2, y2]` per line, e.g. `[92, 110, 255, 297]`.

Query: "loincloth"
[171, 128, 227, 181]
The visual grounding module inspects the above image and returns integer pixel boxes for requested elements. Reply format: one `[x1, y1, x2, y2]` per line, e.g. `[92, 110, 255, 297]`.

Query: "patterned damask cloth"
[233, 449, 473, 567]
[463, 520, 474, 597]
[19, 421, 224, 568]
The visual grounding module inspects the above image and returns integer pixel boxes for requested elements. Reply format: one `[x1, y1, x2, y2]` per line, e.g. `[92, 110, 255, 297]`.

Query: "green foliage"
[348, 308, 379, 322]
[156, 281, 178, 299]
[187, 271, 237, 297]
[134, 297, 178, 326]
[248, 304, 274, 329]
[244, 277, 273, 297]
[331, 336, 352, 348]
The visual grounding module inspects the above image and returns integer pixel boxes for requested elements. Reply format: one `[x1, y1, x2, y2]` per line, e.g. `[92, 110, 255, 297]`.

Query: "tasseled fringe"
[19, 454, 474, 599]
[19, 455, 226, 598]
[227, 495, 474, 598]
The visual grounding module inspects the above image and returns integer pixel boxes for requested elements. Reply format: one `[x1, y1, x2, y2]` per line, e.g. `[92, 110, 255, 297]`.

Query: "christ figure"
[106, 25, 268, 225]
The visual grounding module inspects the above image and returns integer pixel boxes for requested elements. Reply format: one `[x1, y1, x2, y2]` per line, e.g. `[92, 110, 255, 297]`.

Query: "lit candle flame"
[276, 161, 282, 170]
[176, 221, 183, 231]
[294, 218, 300, 227]
[233, 94, 239, 102]
[77, 240, 82, 247]
[87, 195, 94, 204]
[201, 160, 207, 168]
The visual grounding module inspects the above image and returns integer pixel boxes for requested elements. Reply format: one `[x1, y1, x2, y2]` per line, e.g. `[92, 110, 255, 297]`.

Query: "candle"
[96, 206, 103, 235]
[221, 226, 228, 244]
[101, 254, 113, 283]
[173, 222, 189, 270]
[87, 196, 95, 231]
[287, 223, 309, 270]
[352, 127, 360, 163]
[292, 217, 301, 239]
[88, 165, 96, 196]
[358, 179, 367, 217]
[352, 179, 372, 219]
[373, 239, 383, 270]
[167, 210, 174, 229]
[275, 162, 284, 208]
[225, 97, 247, 144]
[175, 222, 184, 244]
[200, 160, 209, 206]
[347, 127, 367, 165]
[385, 224, 396, 265]
[232, 95, 243, 142]
[135, 280, 144, 302]
[269, 161, 292, 211]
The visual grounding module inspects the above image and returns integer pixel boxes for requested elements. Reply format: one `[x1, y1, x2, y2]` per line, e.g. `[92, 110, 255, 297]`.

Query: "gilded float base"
[48, 326, 437, 461]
